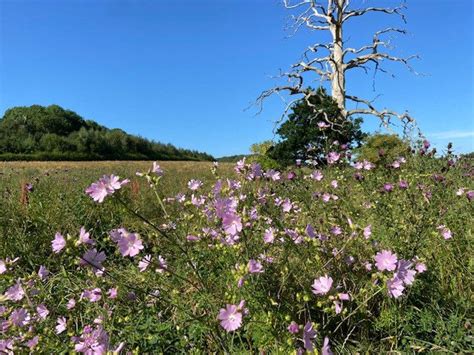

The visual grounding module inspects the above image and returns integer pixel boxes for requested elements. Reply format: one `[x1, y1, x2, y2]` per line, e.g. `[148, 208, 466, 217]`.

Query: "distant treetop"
[0, 105, 214, 161]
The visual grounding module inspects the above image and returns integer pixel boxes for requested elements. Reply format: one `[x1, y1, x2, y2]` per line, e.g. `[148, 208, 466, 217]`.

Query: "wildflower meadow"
[1, 149, 473, 353]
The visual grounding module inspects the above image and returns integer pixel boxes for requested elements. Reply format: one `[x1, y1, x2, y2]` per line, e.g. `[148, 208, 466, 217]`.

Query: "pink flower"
[415, 262, 427, 273]
[222, 213, 242, 236]
[80, 249, 106, 271]
[263, 228, 275, 243]
[312, 275, 333, 295]
[156, 255, 167, 273]
[25, 336, 39, 350]
[117, 231, 144, 257]
[55, 317, 67, 334]
[321, 336, 333, 355]
[138, 254, 152, 272]
[387, 277, 405, 298]
[151, 162, 164, 176]
[374, 250, 398, 271]
[287, 321, 299, 334]
[218, 304, 243, 332]
[303, 321, 317, 351]
[187, 179, 203, 191]
[265, 169, 281, 181]
[73, 325, 109, 354]
[78, 227, 95, 245]
[85, 175, 128, 203]
[248, 259, 264, 274]
[5, 280, 25, 301]
[67, 298, 76, 310]
[0, 260, 6, 274]
[310, 170, 324, 181]
[52, 232, 66, 253]
[437, 225, 452, 239]
[81, 288, 102, 302]
[327, 152, 340, 164]
[107, 288, 118, 299]
[361, 225, 371, 239]
[38, 265, 49, 280]
[9, 308, 30, 327]
[36, 304, 49, 320]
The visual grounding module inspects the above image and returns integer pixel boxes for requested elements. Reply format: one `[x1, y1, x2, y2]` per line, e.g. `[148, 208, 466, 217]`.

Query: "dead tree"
[257, 0, 418, 130]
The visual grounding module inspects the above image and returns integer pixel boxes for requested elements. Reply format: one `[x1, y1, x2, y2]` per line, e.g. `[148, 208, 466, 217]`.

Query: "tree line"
[0, 105, 214, 161]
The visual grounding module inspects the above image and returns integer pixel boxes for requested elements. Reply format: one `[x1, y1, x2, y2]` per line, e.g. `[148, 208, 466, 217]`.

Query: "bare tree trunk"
[329, 17, 346, 118]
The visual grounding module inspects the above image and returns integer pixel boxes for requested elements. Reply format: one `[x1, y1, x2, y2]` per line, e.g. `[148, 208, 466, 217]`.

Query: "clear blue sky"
[0, 0, 472, 157]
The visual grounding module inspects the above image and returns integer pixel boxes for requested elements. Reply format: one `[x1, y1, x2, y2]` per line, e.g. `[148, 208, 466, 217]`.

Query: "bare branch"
[342, 3, 407, 23]
[346, 95, 415, 127]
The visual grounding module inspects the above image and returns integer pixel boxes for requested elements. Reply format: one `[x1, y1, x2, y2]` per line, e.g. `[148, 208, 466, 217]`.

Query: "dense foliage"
[0, 105, 214, 161]
[268, 88, 366, 166]
[355, 133, 412, 165]
[1, 145, 473, 353]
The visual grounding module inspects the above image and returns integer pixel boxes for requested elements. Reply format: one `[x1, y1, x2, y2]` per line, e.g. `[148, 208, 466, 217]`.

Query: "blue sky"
[0, 0, 472, 157]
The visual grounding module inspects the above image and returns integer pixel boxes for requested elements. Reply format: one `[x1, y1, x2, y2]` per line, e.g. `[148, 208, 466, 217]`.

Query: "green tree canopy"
[355, 133, 411, 165]
[268, 88, 365, 166]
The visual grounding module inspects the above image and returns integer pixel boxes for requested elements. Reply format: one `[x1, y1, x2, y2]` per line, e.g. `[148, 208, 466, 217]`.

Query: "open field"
[1, 158, 473, 353]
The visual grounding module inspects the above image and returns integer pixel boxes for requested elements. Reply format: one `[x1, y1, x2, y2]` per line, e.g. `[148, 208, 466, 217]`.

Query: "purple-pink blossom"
[5, 280, 25, 301]
[52, 232, 66, 253]
[312, 275, 333, 295]
[437, 225, 453, 239]
[327, 151, 340, 164]
[85, 175, 128, 203]
[56, 317, 67, 334]
[217, 304, 243, 332]
[248, 259, 264, 274]
[375, 250, 398, 272]
[387, 277, 405, 298]
[287, 321, 299, 334]
[116, 230, 144, 257]
[303, 321, 317, 351]
[80, 249, 106, 271]
[78, 227, 95, 245]
[9, 308, 30, 327]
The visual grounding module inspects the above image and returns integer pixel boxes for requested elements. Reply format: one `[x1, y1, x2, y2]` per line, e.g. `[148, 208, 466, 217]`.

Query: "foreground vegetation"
[1, 152, 473, 353]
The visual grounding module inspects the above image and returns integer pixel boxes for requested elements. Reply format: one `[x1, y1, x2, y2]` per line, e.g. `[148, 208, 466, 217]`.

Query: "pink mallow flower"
[5, 280, 25, 301]
[80, 249, 106, 271]
[374, 250, 398, 272]
[55, 317, 67, 334]
[287, 321, 299, 334]
[73, 325, 110, 354]
[217, 303, 243, 332]
[187, 179, 203, 191]
[322, 336, 333, 355]
[387, 277, 405, 298]
[117, 230, 144, 257]
[248, 259, 264, 274]
[138, 254, 152, 272]
[437, 225, 452, 239]
[303, 321, 317, 351]
[85, 175, 128, 203]
[263, 228, 275, 244]
[36, 304, 49, 320]
[52, 232, 66, 253]
[9, 308, 30, 327]
[81, 288, 102, 302]
[312, 275, 333, 295]
[78, 227, 95, 245]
